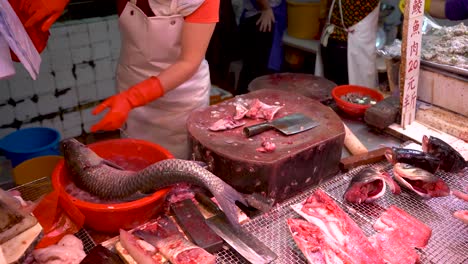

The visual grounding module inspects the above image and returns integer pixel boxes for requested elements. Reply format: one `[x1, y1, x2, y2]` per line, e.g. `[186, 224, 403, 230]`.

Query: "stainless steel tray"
[421, 60, 468, 79]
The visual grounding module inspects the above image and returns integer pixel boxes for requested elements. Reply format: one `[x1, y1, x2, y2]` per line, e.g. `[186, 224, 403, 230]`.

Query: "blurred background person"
[20, 0, 219, 159]
[320, 0, 380, 88]
[236, 0, 287, 94]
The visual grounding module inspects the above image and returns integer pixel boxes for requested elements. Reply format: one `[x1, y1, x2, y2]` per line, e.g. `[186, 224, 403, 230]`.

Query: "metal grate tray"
[7, 158, 467, 263]
[8, 177, 97, 254]
[216, 161, 468, 264]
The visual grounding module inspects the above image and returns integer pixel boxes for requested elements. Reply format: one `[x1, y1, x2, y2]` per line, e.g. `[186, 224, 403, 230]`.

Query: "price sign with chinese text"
[399, 0, 425, 128]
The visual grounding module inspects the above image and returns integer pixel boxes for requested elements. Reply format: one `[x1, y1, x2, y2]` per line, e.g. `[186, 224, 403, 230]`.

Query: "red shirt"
[116, 0, 219, 23]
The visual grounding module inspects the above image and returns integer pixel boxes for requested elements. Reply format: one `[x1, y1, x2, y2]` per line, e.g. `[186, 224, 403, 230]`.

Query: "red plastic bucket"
[332, 85, 384, 117]
[52, 138, 174, 233]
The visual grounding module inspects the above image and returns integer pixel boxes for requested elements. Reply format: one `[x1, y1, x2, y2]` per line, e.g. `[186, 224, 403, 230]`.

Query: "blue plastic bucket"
[0, 127, 61, 167]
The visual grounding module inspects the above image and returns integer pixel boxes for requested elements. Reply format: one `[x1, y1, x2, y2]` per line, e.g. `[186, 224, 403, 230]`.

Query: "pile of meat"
[24, 235, 86, 264]
[116, 215, 216, 264]
[208, 98, 283, 153]
[288, 189, 432, 264]
[208, 98, 283, 132]
[422, 23, 468, 69]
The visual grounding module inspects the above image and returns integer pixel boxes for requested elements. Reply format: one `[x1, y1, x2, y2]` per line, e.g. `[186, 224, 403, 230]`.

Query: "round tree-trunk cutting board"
[187, 89, 345, 202]
[248, 73, 337, 104]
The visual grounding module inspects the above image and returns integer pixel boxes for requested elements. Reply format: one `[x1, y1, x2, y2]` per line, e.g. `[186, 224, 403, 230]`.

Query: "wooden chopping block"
[339, 148, 388, 172]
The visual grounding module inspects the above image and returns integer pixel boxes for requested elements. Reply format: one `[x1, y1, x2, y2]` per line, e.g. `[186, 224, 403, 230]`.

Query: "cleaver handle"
[243, 122, 273, 137]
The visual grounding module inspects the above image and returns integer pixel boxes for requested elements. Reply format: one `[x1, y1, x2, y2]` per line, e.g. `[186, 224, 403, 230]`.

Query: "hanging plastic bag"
[32, 189, 84, 248]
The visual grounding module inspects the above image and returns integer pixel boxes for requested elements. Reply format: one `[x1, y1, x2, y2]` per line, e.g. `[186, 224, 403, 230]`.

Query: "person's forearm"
[156, 60, 201, 93]
[428, 0, 446, 18]
[255, 0, 271, 10]
[156, 22, 215, 93]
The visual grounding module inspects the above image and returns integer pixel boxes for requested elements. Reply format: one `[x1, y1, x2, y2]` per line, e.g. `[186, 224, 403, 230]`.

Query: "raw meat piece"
[32, 235, 86, 264]
[369, 232, 420, 264]
[234, 103, 249, 120]
[119, 229, 165, 264]
[256, 141, 276, 153]
[245, 99, 283, 120]
[373, 206, 432, 249]
[209, 116, 246, 131]
[288, 218, 356, 264]
[134, 216, 216, 264]
[453, 210, 468, 224]
[291, 189, 384, 264]
[188, 89, 345, 203]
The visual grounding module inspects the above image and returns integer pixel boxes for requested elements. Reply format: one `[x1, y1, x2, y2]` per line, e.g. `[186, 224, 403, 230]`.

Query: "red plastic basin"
[51, 138, 174, 234]
[332, 85, 384, 117]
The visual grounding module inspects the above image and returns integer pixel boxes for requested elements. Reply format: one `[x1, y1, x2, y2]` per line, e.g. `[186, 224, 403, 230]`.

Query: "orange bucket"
[332, 85, 384, 117]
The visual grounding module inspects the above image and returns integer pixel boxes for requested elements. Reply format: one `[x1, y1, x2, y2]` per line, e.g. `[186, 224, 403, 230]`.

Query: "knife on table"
[194, 193, 278, 264]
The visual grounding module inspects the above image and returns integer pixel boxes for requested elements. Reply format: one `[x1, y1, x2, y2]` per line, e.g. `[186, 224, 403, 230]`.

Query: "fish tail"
[215, 185, 247, 227]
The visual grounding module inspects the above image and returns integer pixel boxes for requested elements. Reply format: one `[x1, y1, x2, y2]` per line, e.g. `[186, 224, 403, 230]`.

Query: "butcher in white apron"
[320, 0, 380, 88]
[19, 0, 217, 159]
[90, 0, 214, 159]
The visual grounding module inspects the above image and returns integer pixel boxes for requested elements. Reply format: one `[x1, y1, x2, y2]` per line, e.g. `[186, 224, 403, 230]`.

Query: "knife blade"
[195, 193, 277, 264]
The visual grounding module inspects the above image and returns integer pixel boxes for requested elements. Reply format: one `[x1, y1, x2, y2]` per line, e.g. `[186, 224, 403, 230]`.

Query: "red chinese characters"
[411, 0, 424, 16]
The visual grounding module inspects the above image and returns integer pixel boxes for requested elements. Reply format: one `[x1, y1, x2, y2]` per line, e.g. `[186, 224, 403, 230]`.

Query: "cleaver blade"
[243, 113, 319, 137]
[195, 193, 277, 264]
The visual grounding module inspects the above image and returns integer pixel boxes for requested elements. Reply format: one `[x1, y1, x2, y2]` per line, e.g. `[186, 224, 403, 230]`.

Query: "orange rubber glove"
[91, 77, 165, 132]
[8, 0, 49, 62]
[21, 0, 69, 32]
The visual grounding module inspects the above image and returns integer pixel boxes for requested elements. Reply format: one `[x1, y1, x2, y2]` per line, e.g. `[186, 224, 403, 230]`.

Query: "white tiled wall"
[0, 16, 120, 140]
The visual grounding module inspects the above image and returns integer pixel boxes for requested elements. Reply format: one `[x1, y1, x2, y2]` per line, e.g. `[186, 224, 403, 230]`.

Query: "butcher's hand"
[91, 77, 165, 132]
[21, 0, 70, 31]
[256, 8, 275, 32]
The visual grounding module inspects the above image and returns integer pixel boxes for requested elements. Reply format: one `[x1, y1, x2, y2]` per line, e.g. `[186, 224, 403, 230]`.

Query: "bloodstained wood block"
[364, 96, 400, 130]
[187, 89, 345, 203]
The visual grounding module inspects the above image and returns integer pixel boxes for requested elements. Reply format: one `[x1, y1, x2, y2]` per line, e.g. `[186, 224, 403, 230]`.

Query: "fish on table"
[422, 135, 467, 173]
[392, 163, 450, 198]
[291, 189, 385, 264]
[61, 138, 269, 227]
[133, 216, 216, 264]
[344, 167, 400, 204]
[384, 147, 441, 174]
[119, 228, 167, 264]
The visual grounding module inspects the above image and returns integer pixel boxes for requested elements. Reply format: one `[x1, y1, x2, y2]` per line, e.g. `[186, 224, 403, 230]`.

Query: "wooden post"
[399, 0, 425, 129]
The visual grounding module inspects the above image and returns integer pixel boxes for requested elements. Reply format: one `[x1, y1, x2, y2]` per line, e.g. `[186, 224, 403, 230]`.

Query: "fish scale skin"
[75, 159, 244, 204]
[424, 136, 466, 172]
[63, 138, 248, 226]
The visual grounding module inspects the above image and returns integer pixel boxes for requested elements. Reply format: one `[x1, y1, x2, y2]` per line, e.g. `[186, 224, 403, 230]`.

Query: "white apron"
[117, 0, 211, 159]
[0, 34, 15, 79]
[321, 0, 379, 88]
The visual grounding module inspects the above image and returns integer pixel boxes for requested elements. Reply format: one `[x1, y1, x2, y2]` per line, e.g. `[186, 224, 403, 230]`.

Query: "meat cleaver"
[243, 113, 319, 137]
[195, 193, 277, 264]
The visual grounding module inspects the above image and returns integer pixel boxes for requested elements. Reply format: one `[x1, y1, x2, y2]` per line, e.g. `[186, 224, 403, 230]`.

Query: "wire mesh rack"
[7, 152, 467, 263]
[8, 177, 97, 254]
[215, 160, 468, 263]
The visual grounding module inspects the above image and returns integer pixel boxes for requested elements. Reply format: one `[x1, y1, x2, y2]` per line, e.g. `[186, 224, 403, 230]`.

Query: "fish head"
[393, 163, 439, 182]
[61, 138, 104, 169]
[393, 163, 449, 198]
[344, 167, 386, 204]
